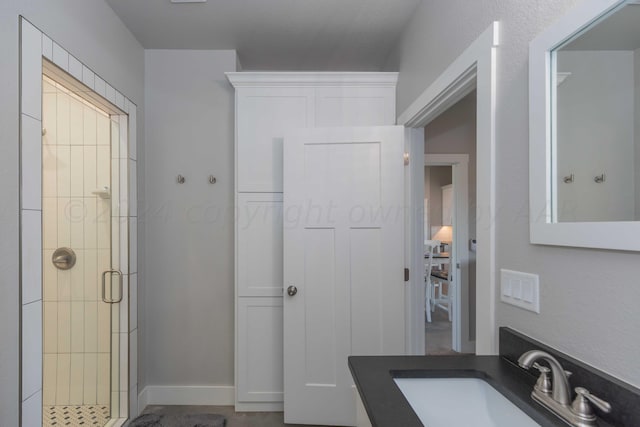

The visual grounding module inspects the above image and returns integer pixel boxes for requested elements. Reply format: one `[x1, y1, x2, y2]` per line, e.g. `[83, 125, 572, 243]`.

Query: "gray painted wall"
[388, 0, 640, 386]
[143, 50, 236, 387]
[425, 166, 452, 229]
[635, 48, 640, 220]
[0, 1, 144, 425]
[424, 91, 477, 341]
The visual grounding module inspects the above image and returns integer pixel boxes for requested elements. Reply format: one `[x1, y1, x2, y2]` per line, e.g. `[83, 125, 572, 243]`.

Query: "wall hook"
[563, 174, 574, 184]
[209, 175, 217, 184]
[594, 174, 605, 184]
[177, 175, 185, 184]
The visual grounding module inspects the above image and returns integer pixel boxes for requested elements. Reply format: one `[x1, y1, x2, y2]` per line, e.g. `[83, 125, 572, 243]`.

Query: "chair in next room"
[424, 240, 440, 323]
[430, 261, 454, 322]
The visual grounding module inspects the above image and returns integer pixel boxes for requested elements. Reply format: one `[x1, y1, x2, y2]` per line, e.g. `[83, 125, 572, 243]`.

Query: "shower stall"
[18, 19, 138, 426]
[40, 61, 128, 427]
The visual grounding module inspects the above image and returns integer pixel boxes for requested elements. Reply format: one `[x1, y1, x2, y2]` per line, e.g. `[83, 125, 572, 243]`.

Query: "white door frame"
[399, 22, 499, 355]
[424, 154, 473, 354]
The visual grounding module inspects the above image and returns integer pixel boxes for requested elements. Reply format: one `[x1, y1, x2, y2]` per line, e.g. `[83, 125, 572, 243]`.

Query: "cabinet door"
[237, 297, 283, 403]
[315, 87, 396, 127]
[237, 193, 283, 297]
[237, 88, 315, 192]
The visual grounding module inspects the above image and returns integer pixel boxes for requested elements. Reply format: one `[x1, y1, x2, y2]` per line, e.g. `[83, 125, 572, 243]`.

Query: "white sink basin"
[394, 377, 541, 427]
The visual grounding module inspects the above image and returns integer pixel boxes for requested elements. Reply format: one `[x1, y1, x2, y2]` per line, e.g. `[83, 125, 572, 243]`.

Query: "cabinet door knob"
[287, 286, 298, 296]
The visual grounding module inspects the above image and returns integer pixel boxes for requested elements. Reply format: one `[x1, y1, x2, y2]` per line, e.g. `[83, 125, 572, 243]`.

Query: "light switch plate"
[500, 269, 540, 313]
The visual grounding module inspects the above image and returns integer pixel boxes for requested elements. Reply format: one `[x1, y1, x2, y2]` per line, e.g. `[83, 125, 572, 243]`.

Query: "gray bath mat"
[129, 412, 226, 427]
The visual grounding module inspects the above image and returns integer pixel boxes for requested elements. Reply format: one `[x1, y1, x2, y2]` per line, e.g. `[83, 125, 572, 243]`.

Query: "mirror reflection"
[552, 2, 640, 222]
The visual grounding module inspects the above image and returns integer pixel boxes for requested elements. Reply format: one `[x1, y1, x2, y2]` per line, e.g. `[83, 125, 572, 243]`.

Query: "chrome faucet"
[518, 350, 611, 427]
[518, 350, 572, 404]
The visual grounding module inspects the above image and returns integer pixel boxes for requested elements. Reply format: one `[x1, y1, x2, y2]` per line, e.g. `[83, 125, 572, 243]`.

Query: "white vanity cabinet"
[236, 87, 315, 193]
[236, 296, 284, 405]
[227, 72, 397, 411]
[236, 193, 283, 298]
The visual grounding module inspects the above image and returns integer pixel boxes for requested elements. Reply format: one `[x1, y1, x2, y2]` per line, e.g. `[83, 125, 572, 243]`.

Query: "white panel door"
[283, 126, 405, 426]
[237, 87, 315, 192]
[237, 193, 283, 297]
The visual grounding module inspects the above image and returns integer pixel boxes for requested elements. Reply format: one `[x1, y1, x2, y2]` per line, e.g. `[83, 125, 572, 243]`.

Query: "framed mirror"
[530, 0, 640, 250]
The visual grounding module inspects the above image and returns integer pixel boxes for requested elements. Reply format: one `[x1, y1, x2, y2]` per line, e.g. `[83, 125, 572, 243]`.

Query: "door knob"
[287, 286, 298, 296]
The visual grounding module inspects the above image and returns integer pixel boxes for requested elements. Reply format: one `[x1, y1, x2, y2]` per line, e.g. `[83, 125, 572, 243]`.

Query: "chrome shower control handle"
[572, 387, 612, 416]
[52, 247, 77, 270]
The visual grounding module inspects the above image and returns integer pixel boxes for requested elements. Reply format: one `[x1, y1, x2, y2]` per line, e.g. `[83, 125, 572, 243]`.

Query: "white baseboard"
[234, 402, 283, 412]
[137, 385, 235, 411]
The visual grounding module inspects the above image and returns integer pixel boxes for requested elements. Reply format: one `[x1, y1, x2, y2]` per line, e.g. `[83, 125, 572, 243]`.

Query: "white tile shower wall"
[21, 115, 42, 210]
[119, 157, 129, 219]
[42, 33, 53, 61]
[129, 274, 137, 332]
[22, 390, 42, 427]
[129, 160, 137, 217]
[119, 332, 128, 391]
[52, 42, 68, 72]
[105, 84, 115, 105]
[21, 210, 42, 305]
[119, 275, 129, 333]
[128, 103, 137, 160]
[22, 301, 42, 400]
[20, 19, 44, 423]
[21, 21, 42, 121]
[129, 330, 137, 393]
[19, 20, 139, 423]
[41, 78, 113, 406]
[94, 76, 106, 98]
[128, 103, 138, 415]
[68, 55, 82, 83]
[82, 65, 95, 89]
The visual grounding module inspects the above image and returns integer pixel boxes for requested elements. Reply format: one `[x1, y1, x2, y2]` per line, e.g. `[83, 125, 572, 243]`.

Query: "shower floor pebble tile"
[43, 405, 110, 427]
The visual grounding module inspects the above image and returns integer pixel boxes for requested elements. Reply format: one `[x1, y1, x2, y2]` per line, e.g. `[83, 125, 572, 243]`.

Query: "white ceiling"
[105, 0, 422, 70]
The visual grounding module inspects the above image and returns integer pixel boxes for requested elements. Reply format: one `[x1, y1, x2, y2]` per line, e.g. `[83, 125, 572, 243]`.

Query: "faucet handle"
[533, 362, 550, 373]
[572, 387, 612, 417]
[532, 363, 552, 394]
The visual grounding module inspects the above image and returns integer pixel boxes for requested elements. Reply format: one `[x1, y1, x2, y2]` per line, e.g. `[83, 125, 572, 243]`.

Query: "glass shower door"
[42, 73, 123, 427]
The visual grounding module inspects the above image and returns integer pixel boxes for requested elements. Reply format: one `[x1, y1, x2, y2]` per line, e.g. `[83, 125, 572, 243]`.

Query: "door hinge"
[404, 268, 410, 282]
[403, 152, 410, 166]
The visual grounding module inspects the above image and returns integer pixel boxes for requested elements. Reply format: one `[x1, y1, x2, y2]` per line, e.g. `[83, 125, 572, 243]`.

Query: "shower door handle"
[101, 269, 123, 304]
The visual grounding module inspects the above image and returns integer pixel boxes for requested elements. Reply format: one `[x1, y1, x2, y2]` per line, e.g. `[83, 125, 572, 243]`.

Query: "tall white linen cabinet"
[226, 72, 398, 411]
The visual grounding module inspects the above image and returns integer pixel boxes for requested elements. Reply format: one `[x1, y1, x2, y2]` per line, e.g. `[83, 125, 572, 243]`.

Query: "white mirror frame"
[529, 0, 640, 251]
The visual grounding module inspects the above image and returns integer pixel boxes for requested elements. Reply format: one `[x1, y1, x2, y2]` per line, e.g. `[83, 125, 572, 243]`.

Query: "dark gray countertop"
[348, 355, 614, 427]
